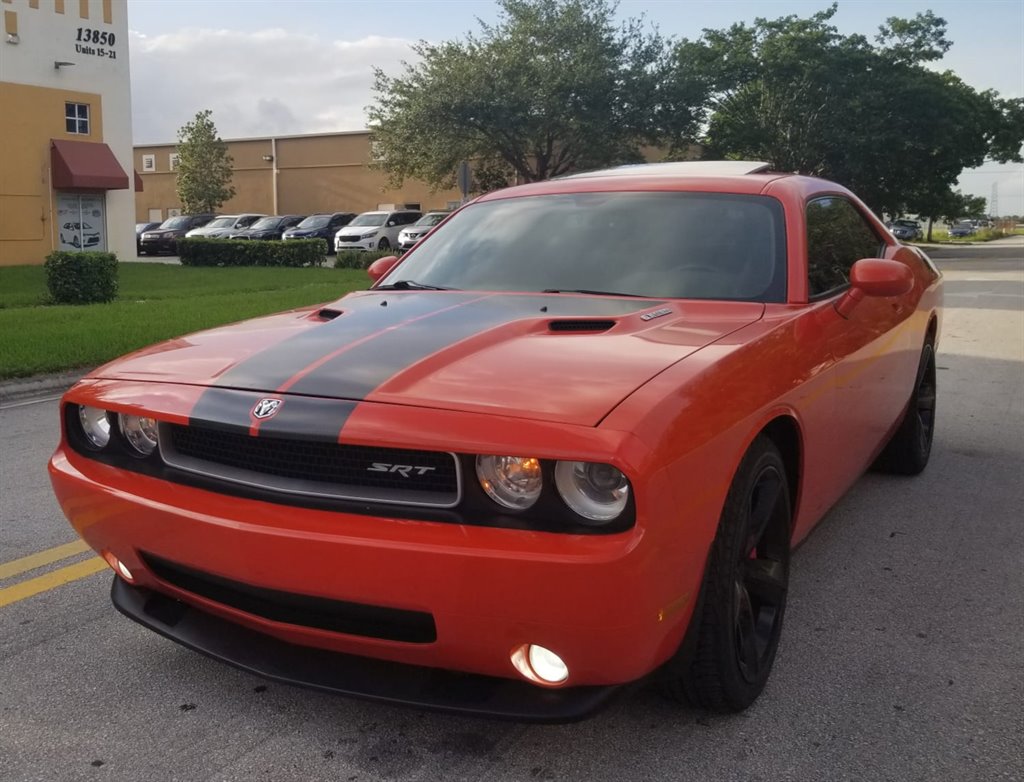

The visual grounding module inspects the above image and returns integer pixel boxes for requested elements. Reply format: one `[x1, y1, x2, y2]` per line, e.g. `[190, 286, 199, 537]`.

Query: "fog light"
[101, 550, 134, 582]
[510, 643, 569, 686]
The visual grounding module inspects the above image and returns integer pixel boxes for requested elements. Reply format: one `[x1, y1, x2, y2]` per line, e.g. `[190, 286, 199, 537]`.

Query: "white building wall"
[0, 0, 134, 261]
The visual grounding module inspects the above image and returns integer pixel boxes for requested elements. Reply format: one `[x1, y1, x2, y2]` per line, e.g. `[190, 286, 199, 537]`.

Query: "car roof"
[476, 161, 803, 203]
[561, 161, 773, 179]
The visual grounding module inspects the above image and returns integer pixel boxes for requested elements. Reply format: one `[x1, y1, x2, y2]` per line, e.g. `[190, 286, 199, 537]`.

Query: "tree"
[915, 189, 988, 241]
[368, 0, 704, 189]
[671, 4, 1024, 216]
[175, 110, 235, 213]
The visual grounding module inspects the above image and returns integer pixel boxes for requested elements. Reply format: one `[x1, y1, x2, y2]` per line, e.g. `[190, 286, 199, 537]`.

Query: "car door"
[802, 196, 914, 516]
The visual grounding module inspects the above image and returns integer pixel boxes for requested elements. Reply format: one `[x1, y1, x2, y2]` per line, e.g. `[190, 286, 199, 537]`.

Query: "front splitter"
[110, 577, 625, 723]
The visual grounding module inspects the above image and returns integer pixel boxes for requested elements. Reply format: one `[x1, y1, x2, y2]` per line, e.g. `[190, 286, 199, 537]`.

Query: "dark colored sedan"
[229, 215, 306, 240]
[139, 215, 215, 255]
[281, 213, 356, 253]
[135, 222, 161, 254]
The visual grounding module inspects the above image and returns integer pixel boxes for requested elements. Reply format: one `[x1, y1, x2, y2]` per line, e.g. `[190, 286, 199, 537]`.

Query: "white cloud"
[128, 28, 419, 143]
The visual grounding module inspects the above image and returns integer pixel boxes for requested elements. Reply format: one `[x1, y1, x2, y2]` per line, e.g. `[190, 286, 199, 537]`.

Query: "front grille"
[337, 235, 361, 242]
[141, 552, 437, 643]
[160, 424, 461, 508]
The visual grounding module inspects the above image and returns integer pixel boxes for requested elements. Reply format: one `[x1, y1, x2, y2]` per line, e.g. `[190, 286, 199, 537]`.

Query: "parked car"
[139, 214, 215, 255]
[229, 215, 306, 240]
[949, 222, 976, 238]
[281, 212, 356, 252]
[186, 214, 266, 239]
[50, 161, 942, 720]
[135, 222, 161, 253]
[60, 221, 101, 249]
[334, 209, 421, 252]
[889, 219, 922, 241]
[397, 211, 451, 252]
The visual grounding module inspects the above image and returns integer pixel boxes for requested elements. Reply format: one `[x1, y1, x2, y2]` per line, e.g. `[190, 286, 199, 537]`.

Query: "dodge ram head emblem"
[251, 398, 283, 420]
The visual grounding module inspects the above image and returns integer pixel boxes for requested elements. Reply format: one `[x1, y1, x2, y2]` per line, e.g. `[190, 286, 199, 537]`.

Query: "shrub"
[334, 250, 395, 269]
[178, 238, 328, 267]
[44, 251, 119, 304]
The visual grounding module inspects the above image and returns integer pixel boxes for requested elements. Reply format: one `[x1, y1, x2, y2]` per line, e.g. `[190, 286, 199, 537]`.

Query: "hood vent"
[316, 307, 344, 321]
[548, 319, 616, 333]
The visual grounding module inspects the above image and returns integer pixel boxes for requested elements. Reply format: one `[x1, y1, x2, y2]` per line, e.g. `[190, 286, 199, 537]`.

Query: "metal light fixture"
[262, 154, 274, 162]
[54, 60, 75, 69]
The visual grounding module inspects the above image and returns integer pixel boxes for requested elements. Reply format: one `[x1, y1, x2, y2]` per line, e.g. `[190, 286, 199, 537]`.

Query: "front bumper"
[335, 237, 377, 251]
[50, 434, 690, 695]
[139, 237, 178, 253]
[111, 577, 624, 721]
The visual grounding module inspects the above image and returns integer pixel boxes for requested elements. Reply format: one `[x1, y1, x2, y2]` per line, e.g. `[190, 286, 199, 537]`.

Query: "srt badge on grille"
[367, 462, 437, 477]
[251, 398, 283, 420]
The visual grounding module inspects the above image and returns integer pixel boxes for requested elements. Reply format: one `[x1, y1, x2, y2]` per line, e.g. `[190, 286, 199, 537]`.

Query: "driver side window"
[806, 197, 883, 297]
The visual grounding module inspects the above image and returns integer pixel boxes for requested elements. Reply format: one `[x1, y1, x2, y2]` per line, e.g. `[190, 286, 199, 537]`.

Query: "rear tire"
[873, 342, 936, 475]
[662, 436, 792, 712]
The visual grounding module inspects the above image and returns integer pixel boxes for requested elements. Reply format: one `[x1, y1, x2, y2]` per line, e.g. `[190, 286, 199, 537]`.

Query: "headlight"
[78, 406, 111, 449]
[554, 461, 629, 522]
[476, 455, 543, 510]
[361, 231, 378, 239]
[119, 414, 159, 456]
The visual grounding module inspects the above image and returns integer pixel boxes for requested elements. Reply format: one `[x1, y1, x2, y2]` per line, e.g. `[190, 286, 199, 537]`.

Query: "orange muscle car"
[49, 161, 942, 720]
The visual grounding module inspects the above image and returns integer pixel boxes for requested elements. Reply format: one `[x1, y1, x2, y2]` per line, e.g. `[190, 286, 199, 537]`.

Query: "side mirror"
[367, 255, 399, 282]
[835, 258, 914, 318]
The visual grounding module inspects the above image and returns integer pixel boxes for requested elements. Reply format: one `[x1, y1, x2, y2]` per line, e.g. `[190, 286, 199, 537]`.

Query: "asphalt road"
[2, 239, 1022, 782]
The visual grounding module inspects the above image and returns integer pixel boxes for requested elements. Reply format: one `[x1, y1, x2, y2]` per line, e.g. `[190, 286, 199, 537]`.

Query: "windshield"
[387, 192, 787, 301]
[349, 213, 387, 227]
[297, 215, 330, 229]
[204, 217, 235, 229]
[160, 217, 190, 229]
[249, 217, 282, 230]
[414, 213, 448, 227]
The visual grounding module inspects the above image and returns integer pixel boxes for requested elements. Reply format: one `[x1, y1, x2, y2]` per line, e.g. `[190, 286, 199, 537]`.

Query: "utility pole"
[989, 182, 999, 218]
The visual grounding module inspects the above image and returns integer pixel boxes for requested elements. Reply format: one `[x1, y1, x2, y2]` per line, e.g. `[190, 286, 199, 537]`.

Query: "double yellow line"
[0, 539, 108, 608]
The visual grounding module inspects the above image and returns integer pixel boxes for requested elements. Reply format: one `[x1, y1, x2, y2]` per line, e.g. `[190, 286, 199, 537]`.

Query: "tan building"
[0, 0, 135, 266]
[134, 131, 463, 223]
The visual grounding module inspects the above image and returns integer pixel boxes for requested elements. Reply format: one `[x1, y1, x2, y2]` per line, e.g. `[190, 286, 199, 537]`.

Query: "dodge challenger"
[49, 161, 942, 721]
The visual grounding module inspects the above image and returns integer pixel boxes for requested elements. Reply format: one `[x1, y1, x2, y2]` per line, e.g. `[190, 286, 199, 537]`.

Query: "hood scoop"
[316, 307, 344, 321]
[547, 319, 616, 333]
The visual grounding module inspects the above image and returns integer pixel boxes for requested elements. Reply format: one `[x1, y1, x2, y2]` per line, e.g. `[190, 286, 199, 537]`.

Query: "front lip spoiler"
[111, 577, 625, 723]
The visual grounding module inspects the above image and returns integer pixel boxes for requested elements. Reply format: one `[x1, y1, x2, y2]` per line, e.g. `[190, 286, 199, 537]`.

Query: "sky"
[126, 0, 1024, 214]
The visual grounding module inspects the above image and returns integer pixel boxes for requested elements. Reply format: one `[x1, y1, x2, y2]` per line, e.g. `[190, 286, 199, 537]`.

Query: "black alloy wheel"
[873, 341, 937, 475]
[378, 238, 391, 250]
[662, 436, 791, 712]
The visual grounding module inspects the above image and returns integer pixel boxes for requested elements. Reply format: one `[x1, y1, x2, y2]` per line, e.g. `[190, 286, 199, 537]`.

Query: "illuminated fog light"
[510, 643, 569, 686]
[102, 550, 134, 582]
[78, 406, 111, 449]
[554, 461, 629, 522]
[119, 414, 159, 456]
[476, 455, 543, 510]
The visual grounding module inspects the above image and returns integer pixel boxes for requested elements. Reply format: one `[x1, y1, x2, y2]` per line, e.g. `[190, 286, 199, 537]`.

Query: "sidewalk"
[0, 369, 90, 406]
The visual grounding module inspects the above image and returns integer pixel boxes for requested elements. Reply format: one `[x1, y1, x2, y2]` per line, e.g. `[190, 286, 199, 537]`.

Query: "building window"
[168, 153, 180, 171]
[141, 154, 155, 172]
[65, 102, 89, 135]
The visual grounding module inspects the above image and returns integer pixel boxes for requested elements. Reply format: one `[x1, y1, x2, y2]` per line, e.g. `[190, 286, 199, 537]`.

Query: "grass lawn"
[0, 264, 368, 379]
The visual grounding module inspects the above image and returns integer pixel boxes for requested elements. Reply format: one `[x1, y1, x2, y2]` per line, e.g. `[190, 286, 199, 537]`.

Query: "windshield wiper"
[541, 288, 647, 297]
[375, 280, 456, 291]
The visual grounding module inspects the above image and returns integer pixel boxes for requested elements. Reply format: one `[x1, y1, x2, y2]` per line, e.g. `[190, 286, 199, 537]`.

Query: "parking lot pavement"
[1, 247, 1021, 781]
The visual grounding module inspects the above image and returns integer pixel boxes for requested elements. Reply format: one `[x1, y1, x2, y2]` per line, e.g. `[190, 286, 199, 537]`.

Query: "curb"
[0, 368, 91, 406]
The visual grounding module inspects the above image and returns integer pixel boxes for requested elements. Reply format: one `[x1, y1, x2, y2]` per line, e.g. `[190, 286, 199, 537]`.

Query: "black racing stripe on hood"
[188, 387, 356, 442]
[211, 291, 472, 392]
[285, 294, 663, 399]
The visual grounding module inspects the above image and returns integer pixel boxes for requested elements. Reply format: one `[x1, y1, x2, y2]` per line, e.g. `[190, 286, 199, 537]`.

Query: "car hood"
[89, 291, 764, 426]
[143, 228, 183, 237]
[337, 225, 383, 236]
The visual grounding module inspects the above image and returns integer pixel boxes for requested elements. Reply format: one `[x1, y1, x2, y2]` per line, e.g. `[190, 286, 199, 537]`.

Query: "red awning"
[50, 139, 130, 191]
[134, 169, 144, 192]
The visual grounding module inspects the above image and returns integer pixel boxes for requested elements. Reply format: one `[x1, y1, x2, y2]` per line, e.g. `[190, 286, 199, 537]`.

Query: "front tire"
[377, 238, 391, 251]
[873, 341, 936, 475]
[662, 436, 791, 712]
